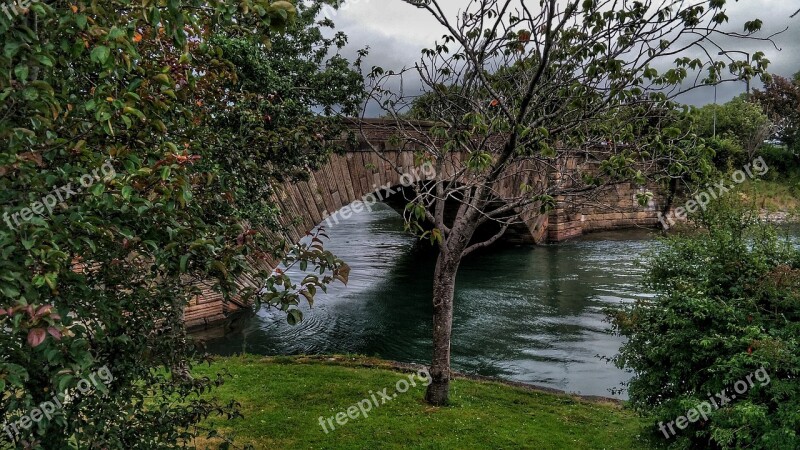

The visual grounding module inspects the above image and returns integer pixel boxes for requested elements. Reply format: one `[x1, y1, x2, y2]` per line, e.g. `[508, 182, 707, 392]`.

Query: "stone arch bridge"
[186, 119, 663, 329]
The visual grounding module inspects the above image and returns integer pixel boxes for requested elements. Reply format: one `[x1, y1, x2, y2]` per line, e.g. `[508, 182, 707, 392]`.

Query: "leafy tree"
[201, 0, 365, 323]
[403, 84, 466, 120]
[753, 72, 800, 150]
[0, 1, 355, 448]
[610, 199, 800, 449]
[204, 2, 365, 186]
[365, 0, 772, 406]
[691, 96, 773, 165]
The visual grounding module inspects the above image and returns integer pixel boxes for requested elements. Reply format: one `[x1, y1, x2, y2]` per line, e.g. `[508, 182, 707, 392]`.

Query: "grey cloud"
[326, 0, 798, 114]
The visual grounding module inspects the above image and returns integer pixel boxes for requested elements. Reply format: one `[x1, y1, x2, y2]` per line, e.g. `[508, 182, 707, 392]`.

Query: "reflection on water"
[202, 203, 671, 398]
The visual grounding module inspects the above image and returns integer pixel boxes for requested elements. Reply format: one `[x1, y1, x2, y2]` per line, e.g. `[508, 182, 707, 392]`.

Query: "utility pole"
[713, 83, 718, 138]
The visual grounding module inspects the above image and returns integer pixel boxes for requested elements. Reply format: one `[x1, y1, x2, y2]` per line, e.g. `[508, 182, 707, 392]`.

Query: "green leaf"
[0, 284, 20, 299]
[21, 237, 35, 250]
[75, 14, 88, 29]
[14, 64, 29, 81]
[286, 309, 303, 326]
[3, 42, 21, 58]
[91, 183, 105, 196]
[35, 55, 54, 67]
[57, 375, 75, 393]
[22, 87, 39, 101]
[123, 106, 146, 121]
[153, 73, 171, 86]
[91, 45, 111, 64]
[44, 272, 57, 290]
[744, 19, 762, 33]
[300, 289, 314, 307]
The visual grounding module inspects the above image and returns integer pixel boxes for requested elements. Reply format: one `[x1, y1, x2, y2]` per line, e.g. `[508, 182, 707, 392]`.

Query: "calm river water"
[202, 203, 675, 399]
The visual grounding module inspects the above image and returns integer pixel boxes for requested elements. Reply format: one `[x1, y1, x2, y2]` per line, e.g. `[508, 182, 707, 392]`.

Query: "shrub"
[706, 136, 747, 172]
[757, 144, 800, 180]
[610, 200, 800, 449]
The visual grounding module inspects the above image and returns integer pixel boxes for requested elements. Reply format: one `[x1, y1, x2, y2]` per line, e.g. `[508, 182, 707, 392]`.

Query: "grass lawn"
[192, 355, 656, 450]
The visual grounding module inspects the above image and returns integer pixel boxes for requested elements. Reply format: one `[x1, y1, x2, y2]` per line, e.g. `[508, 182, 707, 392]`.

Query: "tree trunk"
[425, 251, 459, 406]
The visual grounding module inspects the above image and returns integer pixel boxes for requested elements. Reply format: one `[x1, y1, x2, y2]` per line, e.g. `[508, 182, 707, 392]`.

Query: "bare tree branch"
[462, 224, 509, 258]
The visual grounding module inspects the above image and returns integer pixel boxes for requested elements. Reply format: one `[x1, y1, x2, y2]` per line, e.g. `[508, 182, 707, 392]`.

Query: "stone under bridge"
[186, 119, 664, 329]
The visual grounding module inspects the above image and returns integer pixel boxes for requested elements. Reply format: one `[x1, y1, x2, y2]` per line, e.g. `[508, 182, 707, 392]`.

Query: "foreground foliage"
[611, 201, 800, 449]
[0, 1, 357, 448]
[194, 355, 654, 450]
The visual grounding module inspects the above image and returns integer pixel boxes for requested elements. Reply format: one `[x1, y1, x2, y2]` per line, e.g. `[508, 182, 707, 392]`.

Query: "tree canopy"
[690, 96, 772, 169]
[753, 72, 800, 150]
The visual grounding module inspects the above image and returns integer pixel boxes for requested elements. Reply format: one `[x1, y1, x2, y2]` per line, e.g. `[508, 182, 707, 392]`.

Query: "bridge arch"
[185, 119, 664, 329]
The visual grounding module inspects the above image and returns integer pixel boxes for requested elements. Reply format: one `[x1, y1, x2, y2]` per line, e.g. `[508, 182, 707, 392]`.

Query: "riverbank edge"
[761, 209, 799, 223]
[244, 354, 626, 406]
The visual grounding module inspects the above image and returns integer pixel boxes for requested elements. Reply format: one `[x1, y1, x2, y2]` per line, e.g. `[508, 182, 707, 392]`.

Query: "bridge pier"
[547, 183, 663, 243]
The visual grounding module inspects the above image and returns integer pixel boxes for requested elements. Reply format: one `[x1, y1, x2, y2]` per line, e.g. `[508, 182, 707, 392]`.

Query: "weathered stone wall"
[547, 182, 662, 242]
[545, 155, 663, 242]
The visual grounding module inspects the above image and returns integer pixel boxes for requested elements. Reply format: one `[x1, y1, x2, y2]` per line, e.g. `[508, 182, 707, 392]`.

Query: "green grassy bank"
[192, 355, 656, 450]
[740, 179, 800, 213]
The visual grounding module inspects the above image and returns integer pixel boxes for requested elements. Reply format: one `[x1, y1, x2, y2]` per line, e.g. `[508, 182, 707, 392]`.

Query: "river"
[202, 203, 680, 399]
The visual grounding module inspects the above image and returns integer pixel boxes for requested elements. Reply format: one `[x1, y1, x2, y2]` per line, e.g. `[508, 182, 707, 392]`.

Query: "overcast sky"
[321, 0, 799, 116]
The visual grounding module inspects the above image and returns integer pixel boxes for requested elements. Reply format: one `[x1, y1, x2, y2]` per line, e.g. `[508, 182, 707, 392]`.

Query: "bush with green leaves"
[757, 144, 800, 180]
[704, 136, 747, 172]
[610, 200, 800, 449]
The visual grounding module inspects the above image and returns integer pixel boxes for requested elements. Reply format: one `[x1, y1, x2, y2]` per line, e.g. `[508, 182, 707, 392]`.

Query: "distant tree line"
[688, 71, 800, 177]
